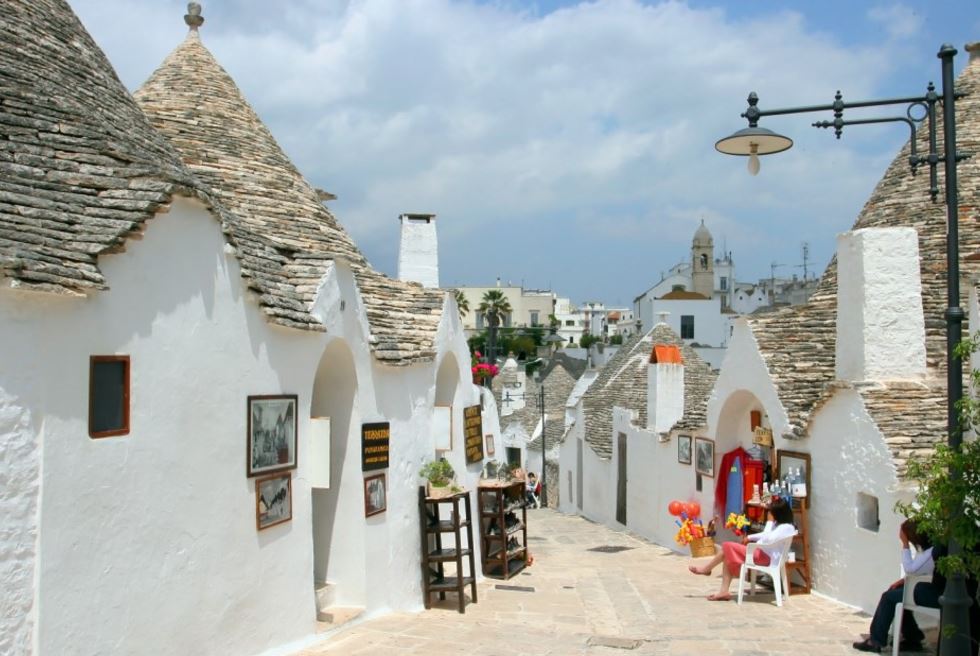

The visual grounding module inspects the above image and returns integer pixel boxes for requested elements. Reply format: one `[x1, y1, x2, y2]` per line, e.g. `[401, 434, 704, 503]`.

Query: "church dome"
[693, 220, 713, 246]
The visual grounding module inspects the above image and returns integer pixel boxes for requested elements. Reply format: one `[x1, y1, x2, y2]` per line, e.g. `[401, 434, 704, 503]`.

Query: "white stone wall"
[0, 196, 478, 656]
[806, 388, 907, 613]
[836, 228, 926, 382]
[647, 362, 684, 434]
[650, 298, 728, 347]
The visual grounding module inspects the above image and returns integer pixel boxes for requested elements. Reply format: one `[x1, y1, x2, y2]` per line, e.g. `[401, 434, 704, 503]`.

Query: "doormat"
[587, 545, 634, 553]
[494, 584, 535, 592]
[586, 636, 643, 650]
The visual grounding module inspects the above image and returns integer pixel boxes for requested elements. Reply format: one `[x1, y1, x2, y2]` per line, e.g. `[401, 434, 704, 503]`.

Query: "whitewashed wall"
[805, 388, 908, 613]
[651, 298, 727, 348]
[0, 196, 478, 656]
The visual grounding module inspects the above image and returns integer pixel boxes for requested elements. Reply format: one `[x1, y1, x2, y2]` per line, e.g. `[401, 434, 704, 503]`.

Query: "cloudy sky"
[71, 0, 979, 307]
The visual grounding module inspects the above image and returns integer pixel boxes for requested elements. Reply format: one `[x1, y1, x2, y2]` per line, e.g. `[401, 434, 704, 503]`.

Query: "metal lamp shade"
[715, 127, 793, 156]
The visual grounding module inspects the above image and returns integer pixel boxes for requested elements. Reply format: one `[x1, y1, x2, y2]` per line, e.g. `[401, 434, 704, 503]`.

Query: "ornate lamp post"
[716, 44, 969, 655]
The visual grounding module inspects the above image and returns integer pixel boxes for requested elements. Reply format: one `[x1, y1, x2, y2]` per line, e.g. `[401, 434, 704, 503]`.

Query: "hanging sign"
[361, 422, 390, 471]
[463, 405, 484, 464]
[752, 426, 773, 447]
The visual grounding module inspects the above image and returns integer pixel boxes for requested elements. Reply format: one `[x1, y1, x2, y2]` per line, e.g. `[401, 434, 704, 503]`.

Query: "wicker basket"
[689, 536, 716, 558]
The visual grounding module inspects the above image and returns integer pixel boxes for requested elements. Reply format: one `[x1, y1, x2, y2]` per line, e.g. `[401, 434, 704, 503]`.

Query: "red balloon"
[686, 501, 701, 519]
[668, 500, 684, 516]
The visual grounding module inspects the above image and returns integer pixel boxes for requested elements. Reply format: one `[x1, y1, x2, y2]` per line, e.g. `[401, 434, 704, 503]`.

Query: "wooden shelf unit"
[786, 501, 811, 594]
[418, 487, 477, 613]
[478, 482, 528, 580]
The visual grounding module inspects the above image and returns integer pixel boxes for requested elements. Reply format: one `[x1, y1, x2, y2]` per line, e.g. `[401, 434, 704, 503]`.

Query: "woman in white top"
[689, 498, 797, 601]
[852, 519, 935, 653]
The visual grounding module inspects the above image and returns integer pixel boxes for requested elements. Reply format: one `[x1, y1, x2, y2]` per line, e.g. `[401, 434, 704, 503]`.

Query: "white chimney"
[836, 227, 926, 382]
[647, 344, 685, 434]
[397, 213, 439, 288]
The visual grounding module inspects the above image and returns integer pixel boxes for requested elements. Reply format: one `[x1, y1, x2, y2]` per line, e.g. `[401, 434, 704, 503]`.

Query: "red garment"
[742, 459, 766, 521]
[722, 541, 771, 576]
[714, 447, 748, 519]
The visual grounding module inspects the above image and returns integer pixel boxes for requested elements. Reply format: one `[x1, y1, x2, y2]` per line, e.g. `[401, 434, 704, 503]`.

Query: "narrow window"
[530, 311, 539, 326]
[856, 492, 880, 532]
[89, 355, 130, 438]
[680, 315, 695, 339]
[720, 276, 728, 291]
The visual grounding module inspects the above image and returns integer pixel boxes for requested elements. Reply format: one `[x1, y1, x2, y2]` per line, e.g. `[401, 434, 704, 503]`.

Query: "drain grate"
[587, 545, 634, 553]
[495, 584, 535, 592]
[587, 636, 643, 650]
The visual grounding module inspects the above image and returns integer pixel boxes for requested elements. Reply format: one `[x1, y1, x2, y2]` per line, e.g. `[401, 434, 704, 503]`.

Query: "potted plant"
[420, 458, 462, 498]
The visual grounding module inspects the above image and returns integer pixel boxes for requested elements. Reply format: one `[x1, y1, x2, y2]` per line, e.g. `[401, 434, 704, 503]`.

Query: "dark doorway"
[616, 433, 627, 525]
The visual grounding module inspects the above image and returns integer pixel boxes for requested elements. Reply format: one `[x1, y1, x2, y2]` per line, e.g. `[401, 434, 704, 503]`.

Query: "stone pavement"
[297, 509, 894, 656]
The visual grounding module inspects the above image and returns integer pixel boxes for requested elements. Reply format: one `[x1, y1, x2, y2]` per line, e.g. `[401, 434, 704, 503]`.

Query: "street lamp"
[717, 44, 969, 655]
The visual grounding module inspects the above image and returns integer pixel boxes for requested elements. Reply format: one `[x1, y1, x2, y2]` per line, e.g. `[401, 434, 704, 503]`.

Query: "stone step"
[314, 581, 335, 611]
[315, 606, 364, 632]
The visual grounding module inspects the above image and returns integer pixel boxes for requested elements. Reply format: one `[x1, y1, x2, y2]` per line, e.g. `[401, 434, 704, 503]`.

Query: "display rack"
[418, 487, 477, 613]
[478, 482, 528, 579]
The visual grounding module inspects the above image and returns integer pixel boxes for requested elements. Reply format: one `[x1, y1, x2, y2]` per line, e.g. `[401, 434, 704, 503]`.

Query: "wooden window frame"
[89, 355, 130, 438]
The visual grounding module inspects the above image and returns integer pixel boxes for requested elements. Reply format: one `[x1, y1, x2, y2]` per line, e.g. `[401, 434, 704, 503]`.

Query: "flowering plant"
[470, 350, 498, 380]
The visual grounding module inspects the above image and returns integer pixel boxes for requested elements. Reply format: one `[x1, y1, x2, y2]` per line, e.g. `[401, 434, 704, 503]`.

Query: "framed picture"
[777, 449, 811, 507]
[694, 437, 715, 477]
[247, 395, 298, 477]
[256, 474, 292, 530]
[364, 473, 387, 517]
[485, 434, 495, 457]
[677, 434, 692, 464]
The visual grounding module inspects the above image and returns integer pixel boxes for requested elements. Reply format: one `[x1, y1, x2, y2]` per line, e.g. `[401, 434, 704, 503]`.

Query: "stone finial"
[185, 2, 204, 30]
[967, 42, 980, 63]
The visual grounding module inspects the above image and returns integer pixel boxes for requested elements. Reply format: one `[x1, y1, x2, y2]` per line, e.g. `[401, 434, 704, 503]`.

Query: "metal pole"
[539, 381, 547, 507]
[937, 42, 972, 656]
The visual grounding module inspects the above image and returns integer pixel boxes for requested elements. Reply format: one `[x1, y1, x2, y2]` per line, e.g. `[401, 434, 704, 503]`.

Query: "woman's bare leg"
[689, 551, 724, 575]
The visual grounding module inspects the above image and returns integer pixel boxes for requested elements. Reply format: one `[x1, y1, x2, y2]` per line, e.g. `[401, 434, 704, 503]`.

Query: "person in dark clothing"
[853, 520, 938, 653]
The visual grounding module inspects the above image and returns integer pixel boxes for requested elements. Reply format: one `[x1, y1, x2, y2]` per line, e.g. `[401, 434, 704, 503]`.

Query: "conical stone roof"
[135, 23, 444, 364]
[747, 43, 980, 475]
[0, 0, 212, 295]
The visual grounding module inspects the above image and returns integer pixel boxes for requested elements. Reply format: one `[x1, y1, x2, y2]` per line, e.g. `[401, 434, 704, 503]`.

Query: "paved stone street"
[299, 509, 892, 656]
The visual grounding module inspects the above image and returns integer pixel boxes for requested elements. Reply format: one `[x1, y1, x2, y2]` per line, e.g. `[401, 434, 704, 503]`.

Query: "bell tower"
[691, 220, 714, 298]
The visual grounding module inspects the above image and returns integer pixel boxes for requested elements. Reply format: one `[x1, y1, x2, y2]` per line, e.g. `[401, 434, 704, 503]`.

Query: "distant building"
[453, 281, 556, 334]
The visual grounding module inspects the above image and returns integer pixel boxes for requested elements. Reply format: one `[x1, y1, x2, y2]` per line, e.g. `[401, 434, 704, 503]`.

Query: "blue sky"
[72, 1, 979, 307]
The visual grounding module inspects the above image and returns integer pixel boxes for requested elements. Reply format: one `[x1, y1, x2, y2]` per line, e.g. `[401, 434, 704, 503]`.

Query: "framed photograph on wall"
[694, 437, 715, 477]
[777, 449, 811, 507]
[485, 434, 496, 457]
[247, 394, 298, 477]
[364, 473, 387, 517]
[677, 434, 692, 465]
[256, 473, 292, 530]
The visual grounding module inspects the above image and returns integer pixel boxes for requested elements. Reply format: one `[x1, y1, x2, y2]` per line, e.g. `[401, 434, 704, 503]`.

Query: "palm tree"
[478, 289, 512, 367]
[452, 289, 469, 318]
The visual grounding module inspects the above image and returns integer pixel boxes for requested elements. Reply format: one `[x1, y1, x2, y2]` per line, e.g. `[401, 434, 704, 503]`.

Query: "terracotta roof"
[659, 290, 709, 300]
[0, 0, 214, 295]
[608, 311, 621, 321]
[134, 23, 444, 364]
[583, 323, 716, 459]
[651, 344, 682, 364]
[746, 46, 980, 476]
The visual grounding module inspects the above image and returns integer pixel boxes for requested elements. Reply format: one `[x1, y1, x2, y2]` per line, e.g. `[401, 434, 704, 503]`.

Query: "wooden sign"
[361, 422, 390, 471]
[752, 426, 773, 447]
[463, 405, 484, 464]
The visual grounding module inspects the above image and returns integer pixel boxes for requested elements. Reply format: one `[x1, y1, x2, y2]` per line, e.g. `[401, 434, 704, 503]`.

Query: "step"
[316, 605, 364, 630]
[314, 581, 336, 611]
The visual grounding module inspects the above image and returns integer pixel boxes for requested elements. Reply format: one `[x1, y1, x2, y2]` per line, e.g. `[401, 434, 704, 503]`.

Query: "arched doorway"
[432, 354, 459, 453]
[310, 339, 362, 608]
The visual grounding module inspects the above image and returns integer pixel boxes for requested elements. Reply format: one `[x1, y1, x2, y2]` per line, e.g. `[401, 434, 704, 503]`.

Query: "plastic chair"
[891, 573, 940, 656]
[736, 534, 796, 607]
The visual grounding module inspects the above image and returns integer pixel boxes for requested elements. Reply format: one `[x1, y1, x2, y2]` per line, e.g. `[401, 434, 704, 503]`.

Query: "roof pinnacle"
[184, 2, 204, 31]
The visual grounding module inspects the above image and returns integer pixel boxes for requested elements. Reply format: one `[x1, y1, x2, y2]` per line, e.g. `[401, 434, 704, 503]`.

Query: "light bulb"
[747, 143, 760, 176]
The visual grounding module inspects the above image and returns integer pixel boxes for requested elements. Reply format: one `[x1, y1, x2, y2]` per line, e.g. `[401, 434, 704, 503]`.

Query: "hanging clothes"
[742, 458, 766, 521]
[714, 446, 748, 519]
[725, 455, 744, 517]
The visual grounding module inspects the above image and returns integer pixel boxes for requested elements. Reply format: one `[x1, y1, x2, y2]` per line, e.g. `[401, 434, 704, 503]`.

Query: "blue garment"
[725, 455, 743, 517]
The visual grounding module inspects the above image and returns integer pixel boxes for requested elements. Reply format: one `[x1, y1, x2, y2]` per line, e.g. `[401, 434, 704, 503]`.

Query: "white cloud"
[868, 5, 923, 39]
[70, 0, 915, 300]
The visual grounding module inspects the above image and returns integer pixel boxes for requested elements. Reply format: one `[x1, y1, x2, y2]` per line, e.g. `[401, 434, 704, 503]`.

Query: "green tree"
[896, 335, 980, 583]
[452, 289, 469, 318]
[609, 334, 623, 345]
[579, 333, 600, 349]
[478, 290, 512, 363]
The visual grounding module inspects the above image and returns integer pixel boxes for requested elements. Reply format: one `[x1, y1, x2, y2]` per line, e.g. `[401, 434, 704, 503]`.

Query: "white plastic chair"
[736, 534, 796, 607]
[891, 573, 940, 656]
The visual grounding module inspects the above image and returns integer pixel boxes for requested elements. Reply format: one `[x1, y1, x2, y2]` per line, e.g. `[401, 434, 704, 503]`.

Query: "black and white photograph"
[247, 394, 298, 477]
[677, 434, 692, 465]
[694, 437, 715, 477]
[364, 473, 386, 517]
[256, 474, 292, 530]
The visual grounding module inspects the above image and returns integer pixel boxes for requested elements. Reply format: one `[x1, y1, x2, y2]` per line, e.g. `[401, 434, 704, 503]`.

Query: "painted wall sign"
[463, 405, 484, 464]
[361, 422, 390, 471]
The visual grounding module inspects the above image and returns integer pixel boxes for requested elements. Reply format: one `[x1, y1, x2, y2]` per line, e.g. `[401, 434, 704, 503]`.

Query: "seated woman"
[852, 519, 935, 653]
[688, 498, 796, 601]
